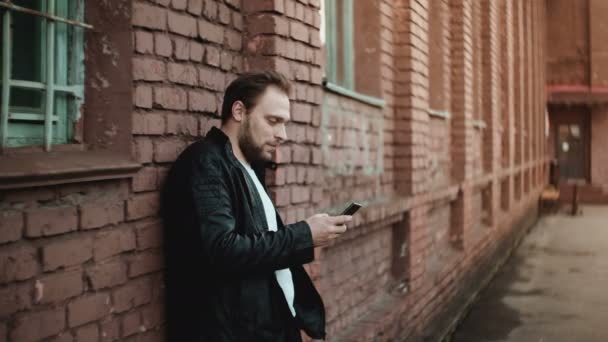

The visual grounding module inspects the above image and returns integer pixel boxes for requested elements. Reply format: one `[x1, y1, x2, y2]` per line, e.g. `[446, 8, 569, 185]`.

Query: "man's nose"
[275, 124, 287, 143]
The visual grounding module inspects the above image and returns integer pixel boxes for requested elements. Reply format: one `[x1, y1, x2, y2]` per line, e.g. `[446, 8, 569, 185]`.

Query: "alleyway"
[452, 206, 608, 342]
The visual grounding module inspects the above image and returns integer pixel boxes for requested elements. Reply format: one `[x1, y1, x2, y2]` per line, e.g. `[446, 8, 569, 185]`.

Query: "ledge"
[472, 119, 487, 129]
[324, 81, 385, 108]
[428, 109, 451, 119]
[0, 150, 140, 189]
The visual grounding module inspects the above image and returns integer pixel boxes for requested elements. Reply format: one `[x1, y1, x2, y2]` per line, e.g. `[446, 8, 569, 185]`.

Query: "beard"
[237, 117, 268, 164]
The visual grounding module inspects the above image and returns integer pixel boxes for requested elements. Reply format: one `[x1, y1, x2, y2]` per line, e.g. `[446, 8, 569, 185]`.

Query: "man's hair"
[220, 71, 291, 123]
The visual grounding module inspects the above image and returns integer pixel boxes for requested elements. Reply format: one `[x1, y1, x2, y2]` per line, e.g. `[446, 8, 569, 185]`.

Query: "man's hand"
[305, 213, 352, 247]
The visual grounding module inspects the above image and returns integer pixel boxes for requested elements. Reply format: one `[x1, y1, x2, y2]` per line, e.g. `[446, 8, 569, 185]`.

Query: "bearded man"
[161, 71, 352, 341]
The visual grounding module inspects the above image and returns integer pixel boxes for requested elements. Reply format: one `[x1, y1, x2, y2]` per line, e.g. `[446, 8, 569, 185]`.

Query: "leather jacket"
[161, 127, 325, 341]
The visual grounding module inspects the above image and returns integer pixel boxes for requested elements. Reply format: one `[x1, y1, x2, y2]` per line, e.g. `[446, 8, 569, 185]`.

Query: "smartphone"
[341, 202, 363, 216]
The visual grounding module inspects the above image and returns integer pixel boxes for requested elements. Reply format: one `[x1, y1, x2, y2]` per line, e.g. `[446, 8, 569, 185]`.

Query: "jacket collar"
[206, 127, 278, 171]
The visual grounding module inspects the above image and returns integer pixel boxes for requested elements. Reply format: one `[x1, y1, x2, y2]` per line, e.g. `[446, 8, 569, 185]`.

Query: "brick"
[87, 260, 127, 290]
[122, 311, 142, 337]
[133, 57, 165, 81]
[134, 85, 153, 108]
[291, 186, 310, 204]
[153, 138, 187, 163]
[220, 51, 233, 71]
[292, 145, 310, 163]
[135, 220, 162, 250]
[187, 0, 203, 15]
[233, 11, 243, 30]
[0, 283, 31, 318]
[168, 11, 197, 37]
[141, 301, 164, 329]
[171, 0, 187, 10]
[132, 2, 166, 30]
[25, 206, 78, 237]
[128, 251, 164, 277]
[80, 201, 124, 230]
[133, 137, 154, 164]
[126, 192, 160, 221]
[190, 41, 204, 62]
[242, 0, 284, 14]
[199, 66, 225, 91]
[133, 112, 165, 135]
[93, 227, 136, 261]
[100, 319, 119, 341]
[68, 293, 111, 328]
[290, 21, 309, 42]
[270, 187, 290, 207]
[225, 29, 242, 51]
[198, 20, 224, 44]
[247, 14, 289, 36]
[276, 145, 292, 164]
[168, 63, 198, 86]
[166, 114, 199, 135]
[112, 278, 152, 313]
[0, 211, 23, 244]
[218, 3, 231, 24]
[75, 324, 98, 342]
[132, 167, 158, 192]
[153, 87, 187, 110]
[154, 33, 172, 57]
[42, 236, 92, 271]
[205, 46, 221, 67]
[134, 30, 154, 54]
[0, 244, 39, 283]
[37, 269, 82, 304]
[202, 0, 217, 19]
[10, 307, 65, 342]
[189, 89, 217, 113]
[48, 332, 73, 342]
[174, 37, 190, 60]
[292, 103, 312, 123]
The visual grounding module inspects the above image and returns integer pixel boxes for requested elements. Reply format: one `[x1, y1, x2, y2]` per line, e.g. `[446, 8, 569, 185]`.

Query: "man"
[161, 71, 352, 341]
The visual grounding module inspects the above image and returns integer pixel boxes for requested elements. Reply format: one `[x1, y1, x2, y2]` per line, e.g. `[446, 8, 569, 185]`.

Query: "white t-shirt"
[239, 160, 296, 317]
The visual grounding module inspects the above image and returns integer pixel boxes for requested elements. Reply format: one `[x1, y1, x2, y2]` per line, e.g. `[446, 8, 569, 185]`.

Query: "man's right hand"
[305, 213, 353, 247]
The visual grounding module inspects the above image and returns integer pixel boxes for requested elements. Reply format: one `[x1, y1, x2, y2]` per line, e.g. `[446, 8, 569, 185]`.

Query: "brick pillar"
[242, 0, 324, 224]
[393, 0, 430, 196]
[450, 0, 474, 248]
[481, 0, 501, 226]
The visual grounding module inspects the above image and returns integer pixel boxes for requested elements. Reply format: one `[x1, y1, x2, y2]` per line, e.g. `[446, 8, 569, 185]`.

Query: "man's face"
[238, 86, 290, 164]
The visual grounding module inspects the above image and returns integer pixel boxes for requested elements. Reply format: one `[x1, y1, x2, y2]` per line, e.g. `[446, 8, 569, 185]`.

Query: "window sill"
[428, 109, 451, 119]
[473, 120, 487, 129]
[323, 82, 385, 108]
[0, 150, 140, 189]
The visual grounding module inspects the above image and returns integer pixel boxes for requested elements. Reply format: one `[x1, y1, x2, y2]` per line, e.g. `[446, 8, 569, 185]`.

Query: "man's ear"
[231, 101, 245, 122]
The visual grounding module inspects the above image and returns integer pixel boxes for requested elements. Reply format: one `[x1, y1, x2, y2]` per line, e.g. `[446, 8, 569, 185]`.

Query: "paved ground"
[452, 205, 608, 342]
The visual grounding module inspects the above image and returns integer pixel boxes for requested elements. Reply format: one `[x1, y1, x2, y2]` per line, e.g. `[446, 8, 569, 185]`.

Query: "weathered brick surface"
[0, 0, 549, 341]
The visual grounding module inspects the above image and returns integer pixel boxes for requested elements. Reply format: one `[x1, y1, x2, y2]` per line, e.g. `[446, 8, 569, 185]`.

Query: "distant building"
[0, 1, 548, 341]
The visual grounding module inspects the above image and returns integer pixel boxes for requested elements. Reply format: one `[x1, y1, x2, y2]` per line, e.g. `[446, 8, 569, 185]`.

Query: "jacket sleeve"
[190, 155, 315, 274]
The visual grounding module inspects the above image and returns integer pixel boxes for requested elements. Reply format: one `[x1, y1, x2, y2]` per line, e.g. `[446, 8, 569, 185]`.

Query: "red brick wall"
[591, 107, 608, 189]
[0, 0, 549, 341]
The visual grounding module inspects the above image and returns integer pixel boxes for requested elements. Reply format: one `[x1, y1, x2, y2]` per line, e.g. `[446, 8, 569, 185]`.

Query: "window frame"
[0, 0, 139, 189]
[322, 0, 385, 108]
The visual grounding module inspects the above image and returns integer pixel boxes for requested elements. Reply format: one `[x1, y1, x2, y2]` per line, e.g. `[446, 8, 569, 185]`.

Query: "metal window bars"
[0, 0, 92, 151]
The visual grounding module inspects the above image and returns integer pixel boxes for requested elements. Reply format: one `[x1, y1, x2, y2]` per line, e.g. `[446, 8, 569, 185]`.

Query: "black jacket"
[161, 127, 325, 341]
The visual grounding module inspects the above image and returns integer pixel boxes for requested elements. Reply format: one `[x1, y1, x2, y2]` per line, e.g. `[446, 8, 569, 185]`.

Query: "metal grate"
[0, 0, 92, 151]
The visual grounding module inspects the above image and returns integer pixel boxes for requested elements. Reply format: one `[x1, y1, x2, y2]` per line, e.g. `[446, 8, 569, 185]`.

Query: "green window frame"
[0, 0, 90, 151]
[323, 0, 384, 108]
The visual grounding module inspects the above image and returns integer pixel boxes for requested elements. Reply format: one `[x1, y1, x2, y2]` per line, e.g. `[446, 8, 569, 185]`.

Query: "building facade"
[546, 0, 608, 203]
[0, 0, 548, 341]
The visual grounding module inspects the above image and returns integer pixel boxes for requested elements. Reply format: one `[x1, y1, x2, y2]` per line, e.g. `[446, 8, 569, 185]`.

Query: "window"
[1, 0, 87, 150]
[322, 0, 383, 107]
[0, 0, 138, 190]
